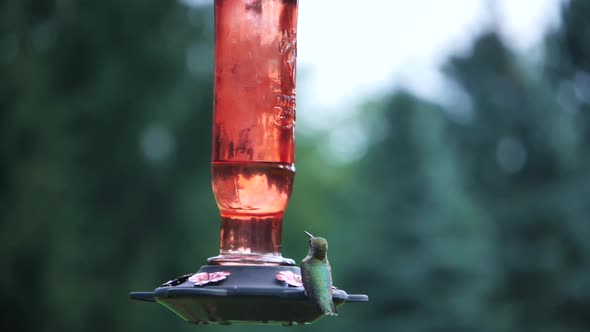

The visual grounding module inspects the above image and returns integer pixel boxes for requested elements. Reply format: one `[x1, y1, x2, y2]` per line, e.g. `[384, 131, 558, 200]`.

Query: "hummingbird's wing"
[301, 256, 314, 297]
[319, 261, 337, 315]
[301, 257, 337, 316]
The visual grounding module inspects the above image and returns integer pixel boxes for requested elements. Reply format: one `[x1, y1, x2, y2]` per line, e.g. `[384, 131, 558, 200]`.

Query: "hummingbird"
[300, 231, 337, 316]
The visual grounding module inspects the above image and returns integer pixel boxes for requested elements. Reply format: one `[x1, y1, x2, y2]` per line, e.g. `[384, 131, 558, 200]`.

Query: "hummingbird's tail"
[323, 307, 338, 316]
[321, 301, 337, 316]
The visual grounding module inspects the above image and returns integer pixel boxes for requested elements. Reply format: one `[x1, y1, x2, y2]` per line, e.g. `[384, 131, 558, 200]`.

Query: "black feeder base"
[129, 265, 368, 325]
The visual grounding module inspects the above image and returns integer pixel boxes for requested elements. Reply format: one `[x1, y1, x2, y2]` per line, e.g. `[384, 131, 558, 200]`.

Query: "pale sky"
[296, 0, 563, 130]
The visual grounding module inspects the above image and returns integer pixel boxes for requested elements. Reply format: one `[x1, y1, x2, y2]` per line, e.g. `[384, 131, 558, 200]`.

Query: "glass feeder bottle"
[210, 0, 298, 265]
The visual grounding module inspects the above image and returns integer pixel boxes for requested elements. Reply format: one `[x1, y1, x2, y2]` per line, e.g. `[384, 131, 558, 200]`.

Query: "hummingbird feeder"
[129, 0, 368, 325]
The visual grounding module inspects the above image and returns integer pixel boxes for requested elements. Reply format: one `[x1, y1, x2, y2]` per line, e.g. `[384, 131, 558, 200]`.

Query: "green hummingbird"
[301, 231, 337, 316]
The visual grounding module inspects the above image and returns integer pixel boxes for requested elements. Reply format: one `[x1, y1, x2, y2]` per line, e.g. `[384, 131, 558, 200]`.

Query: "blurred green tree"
[342, 1, 590, 331]
[1, 0, 216, 331]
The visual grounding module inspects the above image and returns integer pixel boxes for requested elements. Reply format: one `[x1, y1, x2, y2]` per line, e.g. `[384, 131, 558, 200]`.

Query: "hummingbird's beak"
[304, 231, 314, 238]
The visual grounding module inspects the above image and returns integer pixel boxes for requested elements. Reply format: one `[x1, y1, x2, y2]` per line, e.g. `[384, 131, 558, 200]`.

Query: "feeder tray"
[129, 265, 368, 325]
